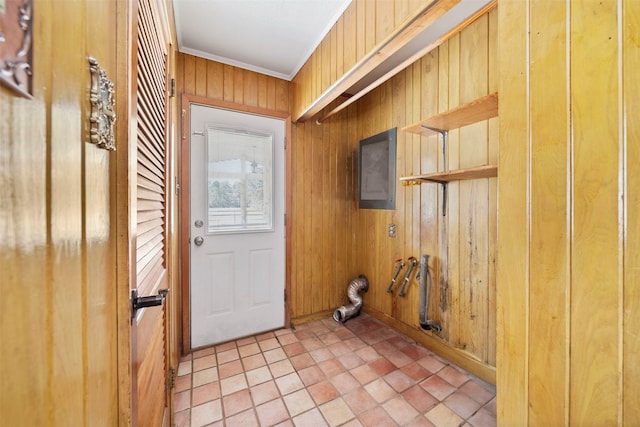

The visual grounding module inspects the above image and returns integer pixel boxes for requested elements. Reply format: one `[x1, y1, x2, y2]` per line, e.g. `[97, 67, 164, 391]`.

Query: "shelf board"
[402, 92, 499, 136]
[400, 164, 498, 184]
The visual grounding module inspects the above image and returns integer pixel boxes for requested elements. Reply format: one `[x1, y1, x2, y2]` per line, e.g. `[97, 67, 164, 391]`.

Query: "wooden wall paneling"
[356, 0, 367, 62]
[624, 1, 640, 424]
[376, 0, 394, 45]
[243, 69, 258, 107]
[403, 64, 417, 323]
[336, 18, 344, 79]
[321, 36, 330, 94]
[206, 60, 224, 100]
[570, 1, 620, 424]
[182, 54, 196, 95]
[365, 0, 376, 55]
[331, 107, 342, 308]
[276, 79, 289, 113]
[233, 68, 244, 105]
[409, 61, 422, 324]
[379, 83, 393, 313]
[266, 77, 277, 111]
[223, 64, 234, 102]
[436, 39, 450, 341]
[419, 51, 439, 331]
[485, 8, 497, 368]
[389, 69, 406, 317]
[445, 33, 461, 347]
[330, 26, 338, 91]
[395, 0, 410, 28]
[195, 57, 207, 97]
[257, 74, 268, 110]
[496, 0, 530, 422]
[322, 118, 332, 310]
[528, 0, 569, 424]
[302, 121, 314, 317]
[343, 4, 357, 74]
[458, 14, 489, 362]
[311, 122, 324, 313]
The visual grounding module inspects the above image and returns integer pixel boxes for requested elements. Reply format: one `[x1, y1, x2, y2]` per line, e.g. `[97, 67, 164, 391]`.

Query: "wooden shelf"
[402, 92, 499, 136]
[400, 165, 497, 185]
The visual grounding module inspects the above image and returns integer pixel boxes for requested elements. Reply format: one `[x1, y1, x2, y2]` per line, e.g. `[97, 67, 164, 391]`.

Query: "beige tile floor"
[174, 313, 496, 427]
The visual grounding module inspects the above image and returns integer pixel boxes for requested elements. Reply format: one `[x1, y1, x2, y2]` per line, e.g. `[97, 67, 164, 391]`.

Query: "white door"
[190, 104, 285, 348]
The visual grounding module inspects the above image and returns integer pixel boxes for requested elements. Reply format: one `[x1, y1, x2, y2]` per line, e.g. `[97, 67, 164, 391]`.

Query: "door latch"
[131, 288, 169, 318]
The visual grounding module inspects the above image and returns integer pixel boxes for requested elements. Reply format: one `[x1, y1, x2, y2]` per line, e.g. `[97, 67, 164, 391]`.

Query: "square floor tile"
[225, 408, 259, 427]
[221, 373, 248, 396]
[292, 408, 328, 427]
[192, 381, 221, 407]
[438, 365, 471, 388]
[242, 353, 267, 371]
[298, 365, 325, 387]
[319, 398, 355, 426]
[383, 396, 419, 425]
[223, 389, 254, 416]
[283, 389, 315, 417]
[249, 380, 280, 405]
[270, 359, 295, 378]
[343, 387, 377, 415]
[193, 367, 218, 387]
[425, 403, 464, 427]
[275, 372, 304, 395]
[193, 354, 217, 372]
[420, 374, 456, 401]
[191, 399, 223, 427]
[308, 380, 340, 405]
[402, 385, 438, 413]
[238, 342, 261, 358]
[383, 369, 414, 393]
[444, 390, 482, 419]
[246, 366, 273, 386]
[255, 397, 289, 426]
[219, 359, 244, 379]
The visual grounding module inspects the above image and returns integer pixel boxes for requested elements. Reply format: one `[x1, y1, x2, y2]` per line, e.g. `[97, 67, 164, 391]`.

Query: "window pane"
[206, 127, 273, 233]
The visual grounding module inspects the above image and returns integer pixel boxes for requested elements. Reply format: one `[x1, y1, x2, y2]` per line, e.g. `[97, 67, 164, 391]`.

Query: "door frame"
[180, 94, 292, 353]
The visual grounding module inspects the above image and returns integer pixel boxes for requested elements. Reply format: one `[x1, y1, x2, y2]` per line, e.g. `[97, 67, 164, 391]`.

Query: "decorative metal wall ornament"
[88, 56, 116, 151]
[0, 0, 34, 97]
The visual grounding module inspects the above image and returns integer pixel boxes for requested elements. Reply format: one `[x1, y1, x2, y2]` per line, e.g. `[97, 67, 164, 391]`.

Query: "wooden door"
[131, 0, 172, 425]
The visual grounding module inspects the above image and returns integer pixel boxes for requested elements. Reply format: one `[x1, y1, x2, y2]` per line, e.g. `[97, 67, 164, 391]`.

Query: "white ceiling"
[173, 0, 352, 81]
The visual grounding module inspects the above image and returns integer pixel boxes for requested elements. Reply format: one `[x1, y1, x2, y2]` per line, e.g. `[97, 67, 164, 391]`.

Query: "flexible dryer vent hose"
[333, 275, 369, 323]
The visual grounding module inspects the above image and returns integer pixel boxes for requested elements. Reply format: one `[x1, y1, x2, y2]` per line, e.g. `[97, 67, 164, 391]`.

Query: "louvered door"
[131, 0, 170, 425]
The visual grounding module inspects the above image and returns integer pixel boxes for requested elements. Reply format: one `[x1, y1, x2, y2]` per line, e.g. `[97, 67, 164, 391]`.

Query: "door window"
[206, 126, 273, 233]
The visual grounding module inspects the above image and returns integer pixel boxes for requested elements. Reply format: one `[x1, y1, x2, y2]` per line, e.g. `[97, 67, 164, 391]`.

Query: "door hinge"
[284, 290, 287, 302]
[167, 368, 176, 389]
[175, 176, 180, 195]
[169, 78, 176, 98]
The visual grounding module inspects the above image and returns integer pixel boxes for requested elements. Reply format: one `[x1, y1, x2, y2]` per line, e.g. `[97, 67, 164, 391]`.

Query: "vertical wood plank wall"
[344, 11, 498, 380]
[176, 14, 497, 382]
[498, 0, 640, 425]
[291, 0, 430, 120]
[0, 0, 119, 424]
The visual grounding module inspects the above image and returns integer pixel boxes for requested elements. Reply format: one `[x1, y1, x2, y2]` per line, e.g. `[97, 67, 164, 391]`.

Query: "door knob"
[194, 236, 204, 246]
[131, 288, 168, 318]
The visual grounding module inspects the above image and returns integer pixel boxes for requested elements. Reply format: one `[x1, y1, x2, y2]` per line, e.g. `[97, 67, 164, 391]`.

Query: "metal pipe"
[333, 275, 369, 323]
[386, 258, 405, 293]
[418, 254, 442, 333]
[398, 256, 417, 297]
